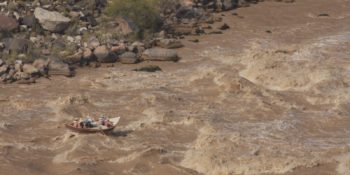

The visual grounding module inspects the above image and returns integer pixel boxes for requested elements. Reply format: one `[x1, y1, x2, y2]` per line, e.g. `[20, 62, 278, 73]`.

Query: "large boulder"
[94, 45, 109, 59]
[215, 0, 236, 11]
[7, 68, 15, 78]
[119, 52, 139, 64]
[63, 50, 83, 64]
[155, 39, 184, 49]
[111, 45, 126, 55]
[34, 7, 71, 33]
[0, 15, 18, 32]
[0, 42, 4, 50]
[14, 61, 22, 72]
[0, 65, 8, 76]
[142, 48, 179, 62]
[22, 64, 39, 75]
[94, 45, 117, 63]
[3, 38, 30, 54]
[175, 6, 207, 19]
[83, 48, 93, 61]
[21, 15, 37, 27]
[87, 37, 100, 49]
[47, 59, 73, 77]
[130, 41, 145, 53]
[14, 72, 30, 80]
[32, 59, 48, 75]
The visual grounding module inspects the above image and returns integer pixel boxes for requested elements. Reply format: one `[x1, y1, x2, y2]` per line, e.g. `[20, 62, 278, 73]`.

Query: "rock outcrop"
[0, 15, 18, 32]
[119, 52, 139, 64]
[155, 39, 184, 49]
[0, 58, 74, 84]
[0, 0, 295, 84]
[47, 59, 74, 77]
[34, 7, 71, 33]
[142, 48, 179, 61]
[94, 46, 117, 63]
[22, 64, 39, 75]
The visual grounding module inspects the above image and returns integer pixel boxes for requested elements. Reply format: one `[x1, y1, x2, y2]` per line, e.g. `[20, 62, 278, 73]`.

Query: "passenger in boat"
[86, 118, 94, 128]
[79, 118, 90, 128]
[98, 116, 113, 127]
[73, 118, 80, 128]
[105, 119, 113, 127]
[91, 118, 98, 127]
[87, 118, 99, 128]
[108, 120, 113, 127]
[99, 116, 107, 126]
[79, 118, 85, 128]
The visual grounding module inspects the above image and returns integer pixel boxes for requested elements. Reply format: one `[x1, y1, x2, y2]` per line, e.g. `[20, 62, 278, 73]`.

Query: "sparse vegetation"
[105, 0, 178, 39]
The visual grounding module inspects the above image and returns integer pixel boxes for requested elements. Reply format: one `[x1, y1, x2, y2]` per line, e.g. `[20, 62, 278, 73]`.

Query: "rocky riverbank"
[0, 0, 296, 84]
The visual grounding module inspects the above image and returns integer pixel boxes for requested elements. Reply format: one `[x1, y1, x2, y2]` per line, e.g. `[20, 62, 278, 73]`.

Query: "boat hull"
[65, 124, 116, 134]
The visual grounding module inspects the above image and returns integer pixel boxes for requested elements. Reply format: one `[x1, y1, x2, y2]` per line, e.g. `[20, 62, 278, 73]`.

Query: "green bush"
[105, 0, 178, 39]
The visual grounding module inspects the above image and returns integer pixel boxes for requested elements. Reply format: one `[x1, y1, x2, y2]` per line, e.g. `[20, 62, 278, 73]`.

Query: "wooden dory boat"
[65, 117, 120, 134]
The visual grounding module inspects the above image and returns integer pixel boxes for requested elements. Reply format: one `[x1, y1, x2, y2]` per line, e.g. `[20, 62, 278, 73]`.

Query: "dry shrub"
[105, 0, 179, 39]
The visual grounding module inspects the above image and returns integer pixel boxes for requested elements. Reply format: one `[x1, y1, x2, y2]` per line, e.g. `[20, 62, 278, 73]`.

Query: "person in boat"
[87, 118, 93, 128]
[80, 117, 93, 128]
[91, 118, 98, 127]
[78, 118, 84, 128]
[99, 116, 107, 126]
[73, 118, 80, 128]
[99, 115, 113, 127]
[105, 118, 113, 127]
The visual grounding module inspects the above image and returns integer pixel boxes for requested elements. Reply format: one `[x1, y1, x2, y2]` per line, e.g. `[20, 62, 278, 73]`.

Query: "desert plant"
[105, 0, 178, 39]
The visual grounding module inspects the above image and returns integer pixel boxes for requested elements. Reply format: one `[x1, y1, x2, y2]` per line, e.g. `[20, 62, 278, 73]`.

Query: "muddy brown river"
[1, 0, 350, 174]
